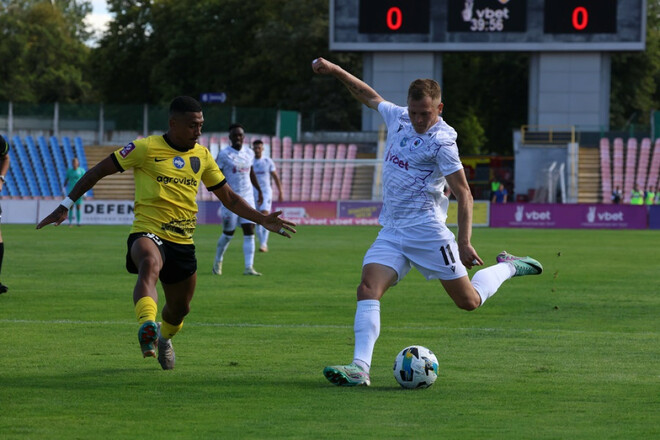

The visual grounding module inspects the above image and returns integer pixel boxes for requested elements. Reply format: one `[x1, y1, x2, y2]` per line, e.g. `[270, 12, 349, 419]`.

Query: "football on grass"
[393, 345, 439, 389]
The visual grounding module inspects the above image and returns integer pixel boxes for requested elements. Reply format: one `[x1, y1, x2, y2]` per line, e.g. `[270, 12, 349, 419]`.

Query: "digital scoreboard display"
[331, 0, 645, 51]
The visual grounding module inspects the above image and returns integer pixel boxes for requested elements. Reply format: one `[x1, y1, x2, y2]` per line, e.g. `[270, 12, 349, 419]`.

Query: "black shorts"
[126, 232, 197, 284]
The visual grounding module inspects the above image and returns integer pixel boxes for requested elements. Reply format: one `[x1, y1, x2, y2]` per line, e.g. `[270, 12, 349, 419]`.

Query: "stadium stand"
[0, 136, 92, 198]
[321, 143, 336, 202]
[49, 137, 68, 189]
[623, 138, 638, 203]
[647, 139, 660, 192]
[37, 136, 61, 196]
[636, 138, 651, 192]
[310, 144, 325, 201]
[25, 136, 51, 196]
[598, 136, 660, 204]
[599, 138, 612, 204]
[0, 135, 369, 202]
[612, 138, 624, 194]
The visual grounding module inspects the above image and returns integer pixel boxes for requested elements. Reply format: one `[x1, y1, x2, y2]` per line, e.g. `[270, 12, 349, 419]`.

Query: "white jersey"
[253, 157, 276, 196]
[215, 146, 255, 200]
[378, 101, 463, 228]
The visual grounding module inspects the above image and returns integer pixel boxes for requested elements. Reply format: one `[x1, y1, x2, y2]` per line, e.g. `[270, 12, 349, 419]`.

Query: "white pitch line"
[0, 318, 657, 337]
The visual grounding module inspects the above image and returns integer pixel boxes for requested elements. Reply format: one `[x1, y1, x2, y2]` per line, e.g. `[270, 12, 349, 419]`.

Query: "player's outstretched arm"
[36, 156, 119, 229]
[311, 57, 384, 110]
[213, 184, 296, 237]
[446, 169, 482, 269]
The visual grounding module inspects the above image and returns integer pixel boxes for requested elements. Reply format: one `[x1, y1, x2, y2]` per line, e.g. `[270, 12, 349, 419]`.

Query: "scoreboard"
[331, 0, 646, 51]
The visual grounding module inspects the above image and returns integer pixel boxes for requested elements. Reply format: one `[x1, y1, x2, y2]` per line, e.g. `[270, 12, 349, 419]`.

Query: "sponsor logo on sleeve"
[119, 142, 136, 158]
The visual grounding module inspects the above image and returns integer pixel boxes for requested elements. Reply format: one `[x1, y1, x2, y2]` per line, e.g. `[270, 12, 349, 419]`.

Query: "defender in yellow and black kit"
[37, 96, 296, 370]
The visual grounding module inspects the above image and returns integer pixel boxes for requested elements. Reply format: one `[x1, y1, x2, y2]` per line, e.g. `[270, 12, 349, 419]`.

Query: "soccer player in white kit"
[252, 140, 283, 253]
[213, 124, 264, 276]
[311, 57, 543, 387]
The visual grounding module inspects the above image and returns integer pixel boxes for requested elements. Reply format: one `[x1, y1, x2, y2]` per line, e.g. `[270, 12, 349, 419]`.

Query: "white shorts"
[220, 197, 256, 231]
[255, 190, 272, 212]
[363, 224, 468, 282]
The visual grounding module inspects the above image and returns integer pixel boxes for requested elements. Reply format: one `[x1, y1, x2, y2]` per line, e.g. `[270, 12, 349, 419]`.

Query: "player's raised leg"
[443, 251, 543, 309]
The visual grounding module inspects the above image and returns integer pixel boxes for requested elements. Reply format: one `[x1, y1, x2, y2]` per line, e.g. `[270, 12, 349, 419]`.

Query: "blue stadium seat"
[12, 136, 40, 196]
[62, 136, 76, 168]
[49, 136, 68, 191]
[74, 137, 89, 170]
[72, 136, 92, 198]
[25, 136, 51, 196]
[38, 136, 62, 196]
[3, 167, 19, 196]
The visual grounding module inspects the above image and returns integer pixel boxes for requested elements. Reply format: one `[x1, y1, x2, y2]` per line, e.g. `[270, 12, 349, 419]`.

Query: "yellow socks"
[160, 320, 183, 340]
[135, 296, 157, 324]
[134, 297, 182, 339]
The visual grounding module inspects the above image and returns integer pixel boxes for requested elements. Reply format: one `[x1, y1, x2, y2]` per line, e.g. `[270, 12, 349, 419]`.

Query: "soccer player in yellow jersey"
[37, 96, 296, 370]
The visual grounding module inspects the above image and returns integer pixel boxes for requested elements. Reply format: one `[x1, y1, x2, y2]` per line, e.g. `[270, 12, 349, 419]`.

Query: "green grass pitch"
[0, 224, 658, 439]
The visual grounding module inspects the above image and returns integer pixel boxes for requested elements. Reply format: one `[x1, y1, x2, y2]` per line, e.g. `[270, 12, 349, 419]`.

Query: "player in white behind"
[252, 139, 283, 253]
[213, 124, 264, 276]
[312, 57, 543, 387]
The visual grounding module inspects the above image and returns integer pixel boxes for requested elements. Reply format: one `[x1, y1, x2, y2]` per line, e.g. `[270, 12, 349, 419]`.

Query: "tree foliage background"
[1, 0, 660, 154]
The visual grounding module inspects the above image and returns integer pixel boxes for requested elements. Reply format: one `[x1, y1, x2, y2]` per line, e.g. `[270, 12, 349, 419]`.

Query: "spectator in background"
[63, 158, 85, 226]
[213, 124, 264, 276]
[0, 136, 10, 294]
[630, 184, 644, 205]
[655, 185, 660, 205]
[489, 178, 500, 200]
[491, 183, 508, 204]
[252, 140, 283, 253]
[644, 186, 655, 205]
[611, 186, 622, 204]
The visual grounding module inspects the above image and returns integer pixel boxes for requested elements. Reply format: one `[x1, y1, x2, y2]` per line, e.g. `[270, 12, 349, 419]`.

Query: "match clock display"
[331, 0, 645, 51]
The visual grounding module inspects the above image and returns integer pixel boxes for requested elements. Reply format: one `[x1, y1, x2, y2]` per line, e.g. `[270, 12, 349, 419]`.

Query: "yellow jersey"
[112, 135, 225, 244]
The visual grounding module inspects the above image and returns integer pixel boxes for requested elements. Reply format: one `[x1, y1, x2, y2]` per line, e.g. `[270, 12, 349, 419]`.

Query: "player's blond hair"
[408, 79, 442, 102]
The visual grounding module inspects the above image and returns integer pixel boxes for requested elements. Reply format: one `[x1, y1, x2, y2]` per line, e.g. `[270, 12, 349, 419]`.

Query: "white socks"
[257, 225, 269, 249]
[471, 262, 515, 306]
[243, 235, 255, 268]
[352, 299, 381, 373]
[215, 233, 233, 264]
[214, 234, 256, 269]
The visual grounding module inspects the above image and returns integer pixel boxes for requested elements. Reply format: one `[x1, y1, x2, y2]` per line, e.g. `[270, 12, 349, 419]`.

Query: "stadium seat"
[300, 144, 314, 201]
[321, 144, 336, 201]
[270, 137, 281, 200]
[636, 138, 651, 191]
[646, 139, 660, 191]
[25, 136, 51, 196]
[599, 138, 612, 203]
[280, 137, 293, 201]
[330, 144, 347, 201]
[73, 137, 89, 170]
[310, 144, 325, 201]
[9, 137, 35, 196]
[612, 138, 624, 194]
[62, 137, 76, 168]
[49, 136, 68, 188]
[38, 136, 62, 196]
[290, 143, 303, 201]
[341, 144, 358, 200]
[623, 138, 637, 203]
[73, 137, 93, 198]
